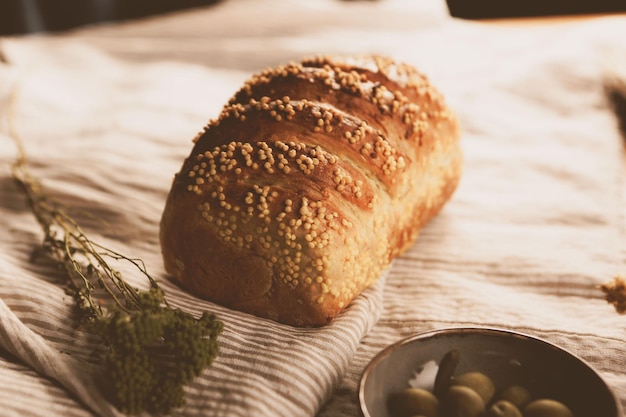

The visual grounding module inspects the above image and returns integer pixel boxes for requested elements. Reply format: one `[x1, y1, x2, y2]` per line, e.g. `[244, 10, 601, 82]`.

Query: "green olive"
[524, 399, 574, 417]
[443, 385, 485, 417]
[496, 385, 532, 409]
[450, 371, 496, 404]
[486, 400, 522, 417]
[387, 388, 439, 417]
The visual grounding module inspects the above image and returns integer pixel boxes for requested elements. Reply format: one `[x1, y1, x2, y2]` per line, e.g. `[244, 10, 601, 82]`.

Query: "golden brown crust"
[160, 55, 462, 326]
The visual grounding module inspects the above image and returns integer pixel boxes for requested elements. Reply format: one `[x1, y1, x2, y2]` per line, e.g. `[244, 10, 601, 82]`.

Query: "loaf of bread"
[160, 55, 462, 326]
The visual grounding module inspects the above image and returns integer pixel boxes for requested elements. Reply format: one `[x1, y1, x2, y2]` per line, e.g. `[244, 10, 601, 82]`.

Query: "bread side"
[159, 55, 462, 326]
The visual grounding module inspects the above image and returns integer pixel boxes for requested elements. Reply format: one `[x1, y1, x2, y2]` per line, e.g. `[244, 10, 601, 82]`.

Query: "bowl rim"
[358, 326, 623, 417]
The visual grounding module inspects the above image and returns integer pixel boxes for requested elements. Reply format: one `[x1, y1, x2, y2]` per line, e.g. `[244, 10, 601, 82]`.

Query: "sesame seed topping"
[164, 54, 459, 326]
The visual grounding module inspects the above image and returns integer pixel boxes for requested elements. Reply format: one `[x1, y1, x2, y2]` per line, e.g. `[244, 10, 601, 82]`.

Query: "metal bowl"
[359, 327, 622, 417]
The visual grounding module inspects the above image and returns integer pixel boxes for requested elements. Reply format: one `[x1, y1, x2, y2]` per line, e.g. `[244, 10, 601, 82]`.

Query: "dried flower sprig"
[600, 276, 626, 315]
[8, 92, 223, 415]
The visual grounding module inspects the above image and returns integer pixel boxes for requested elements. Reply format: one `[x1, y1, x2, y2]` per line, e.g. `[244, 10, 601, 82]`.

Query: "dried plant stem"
[6, 87, 222, 415]
[10, 138, 155, 318]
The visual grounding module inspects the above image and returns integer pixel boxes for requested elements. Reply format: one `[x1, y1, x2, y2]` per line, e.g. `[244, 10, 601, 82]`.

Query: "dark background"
[0, 0, 626, 36]
[0, 0, 221, 35]
[447, 0, 626, 19]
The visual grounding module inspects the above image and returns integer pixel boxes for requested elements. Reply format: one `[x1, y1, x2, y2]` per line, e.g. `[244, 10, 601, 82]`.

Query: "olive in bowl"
[358, 327, 622, 417]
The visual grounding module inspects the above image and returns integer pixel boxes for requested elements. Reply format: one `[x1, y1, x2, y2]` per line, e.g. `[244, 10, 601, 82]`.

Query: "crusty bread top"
[161, 55, 461, 326]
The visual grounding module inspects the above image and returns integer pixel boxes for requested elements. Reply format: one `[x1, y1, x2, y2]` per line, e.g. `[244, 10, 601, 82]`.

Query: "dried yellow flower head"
[600, 276, 626, 314]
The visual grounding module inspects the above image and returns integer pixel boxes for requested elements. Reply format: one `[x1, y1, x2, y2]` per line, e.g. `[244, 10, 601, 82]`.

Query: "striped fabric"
[1, 4, 626, 416]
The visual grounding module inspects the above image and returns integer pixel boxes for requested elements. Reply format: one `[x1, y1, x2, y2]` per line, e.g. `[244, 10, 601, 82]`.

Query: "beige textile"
[1, 1, 625, 416]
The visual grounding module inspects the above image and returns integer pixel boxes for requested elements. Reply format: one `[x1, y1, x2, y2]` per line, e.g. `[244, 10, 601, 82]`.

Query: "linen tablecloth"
[1, 1, 625, 416]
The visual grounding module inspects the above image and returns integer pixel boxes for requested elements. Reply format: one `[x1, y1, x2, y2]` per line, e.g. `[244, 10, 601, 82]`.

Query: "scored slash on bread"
[160, 55, 462, 326]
